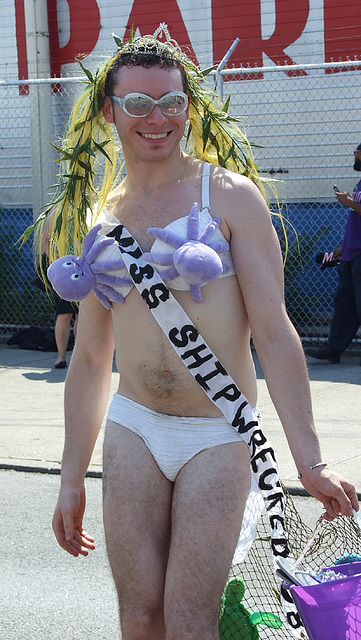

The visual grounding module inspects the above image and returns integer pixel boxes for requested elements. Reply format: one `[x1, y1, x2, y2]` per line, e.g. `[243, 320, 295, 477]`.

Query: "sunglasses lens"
[120, 92, 188, 117]
[159, 93, 187, 115]
[124, 95, 154, 116]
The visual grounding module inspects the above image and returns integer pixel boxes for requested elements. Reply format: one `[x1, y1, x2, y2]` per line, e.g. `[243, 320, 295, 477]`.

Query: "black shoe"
[54, 360, 67, 369]
[304, 346, 340, 363]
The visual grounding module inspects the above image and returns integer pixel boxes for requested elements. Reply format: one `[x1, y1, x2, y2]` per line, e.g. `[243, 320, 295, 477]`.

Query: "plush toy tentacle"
[95, 273, 133, 287]
[156, 266, 179, 281]
[198, 216, 221, 244]
[91, 259, 127, 274]
[187, 202, 200, 241]
[207, 240, 230, 253]
[95, 283, 125, 302]
[190, 283, 202, 302]
[93, 283, 125, 307]
[85, 235, 116, 265]
[93, 288, 112, 310]
[147, 227, 184, 249]
[142, 252, 173, 266]
[81, 223, 102, 257]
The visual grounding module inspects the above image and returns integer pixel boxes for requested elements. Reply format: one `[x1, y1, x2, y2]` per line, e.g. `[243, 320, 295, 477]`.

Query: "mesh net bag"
[220, 487, 361, 639]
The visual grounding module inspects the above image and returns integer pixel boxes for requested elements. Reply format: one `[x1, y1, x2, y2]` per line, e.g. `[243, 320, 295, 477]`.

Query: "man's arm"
[336, 191, 361, 215]
[52, 292, 115, 556]
[226, 175, 358, 518]
[332, 243, 343, 260]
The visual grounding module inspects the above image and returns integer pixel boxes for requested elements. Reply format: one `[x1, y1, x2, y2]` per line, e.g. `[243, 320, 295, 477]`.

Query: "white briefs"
[107, 393, 260, 482]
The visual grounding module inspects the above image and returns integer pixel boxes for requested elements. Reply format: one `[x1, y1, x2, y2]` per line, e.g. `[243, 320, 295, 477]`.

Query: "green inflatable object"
[219, 576, 283, 640]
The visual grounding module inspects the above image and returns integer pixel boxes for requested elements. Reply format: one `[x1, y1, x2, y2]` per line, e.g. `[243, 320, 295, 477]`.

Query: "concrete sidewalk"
[1, 341, 360, 494]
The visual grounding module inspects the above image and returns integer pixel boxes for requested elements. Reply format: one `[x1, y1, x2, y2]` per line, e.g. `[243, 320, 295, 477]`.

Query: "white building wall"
[0, 0, 360, 208]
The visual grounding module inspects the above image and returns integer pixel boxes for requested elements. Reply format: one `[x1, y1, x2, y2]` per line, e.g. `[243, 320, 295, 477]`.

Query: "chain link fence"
[218, 61, 361, 342]
[1, 62, 361, 341]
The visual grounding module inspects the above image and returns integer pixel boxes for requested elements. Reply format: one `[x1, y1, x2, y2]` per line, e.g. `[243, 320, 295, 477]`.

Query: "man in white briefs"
[47, 26, 358, 640]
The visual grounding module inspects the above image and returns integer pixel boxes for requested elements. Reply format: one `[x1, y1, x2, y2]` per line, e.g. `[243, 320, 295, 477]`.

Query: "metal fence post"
[24, 0, 56, 223]
[215, 38, 240, 100]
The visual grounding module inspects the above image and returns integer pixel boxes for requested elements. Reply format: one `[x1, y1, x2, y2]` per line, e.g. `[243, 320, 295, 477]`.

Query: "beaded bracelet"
[298, 462, 327, 479]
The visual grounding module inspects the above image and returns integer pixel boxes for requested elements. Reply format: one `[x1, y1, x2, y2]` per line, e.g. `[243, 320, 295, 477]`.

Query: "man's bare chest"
[109, 186, 202, 250]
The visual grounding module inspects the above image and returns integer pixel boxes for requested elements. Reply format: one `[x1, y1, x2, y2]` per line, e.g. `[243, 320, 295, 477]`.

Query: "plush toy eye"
[71, 273, 80, 280]
[63, 261, 73, 268]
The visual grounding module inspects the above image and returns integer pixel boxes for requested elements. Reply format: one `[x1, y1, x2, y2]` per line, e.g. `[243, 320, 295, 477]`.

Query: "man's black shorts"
[55, 296, 78, 316]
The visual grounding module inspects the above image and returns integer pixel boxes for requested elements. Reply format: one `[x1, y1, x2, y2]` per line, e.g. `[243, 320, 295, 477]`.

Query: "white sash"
[106, 221, 302, 632]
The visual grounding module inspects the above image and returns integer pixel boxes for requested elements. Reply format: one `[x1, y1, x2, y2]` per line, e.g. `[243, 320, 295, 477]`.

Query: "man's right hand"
[52, 485, 95, 557]
[332, 244, 343, 260]
[335, 191, 352, 207]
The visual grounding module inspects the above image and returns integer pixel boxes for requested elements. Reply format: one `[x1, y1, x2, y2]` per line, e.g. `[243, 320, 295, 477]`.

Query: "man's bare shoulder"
[210, 166, 271, 225]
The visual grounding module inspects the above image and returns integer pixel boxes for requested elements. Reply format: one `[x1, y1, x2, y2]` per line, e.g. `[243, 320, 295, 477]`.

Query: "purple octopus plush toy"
[47, 202, 230, 308]
[47, 223, 132, 309]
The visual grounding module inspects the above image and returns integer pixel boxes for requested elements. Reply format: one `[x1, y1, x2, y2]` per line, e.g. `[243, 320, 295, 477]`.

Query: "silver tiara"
[113, 23, 188, 63]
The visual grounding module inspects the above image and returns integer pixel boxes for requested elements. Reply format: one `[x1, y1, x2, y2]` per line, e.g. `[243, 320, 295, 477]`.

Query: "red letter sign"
[47, 0, 101, 77]
[15, 0, 101, 82]
[324, 0, 361, 70]
[212, 0, 309, 76]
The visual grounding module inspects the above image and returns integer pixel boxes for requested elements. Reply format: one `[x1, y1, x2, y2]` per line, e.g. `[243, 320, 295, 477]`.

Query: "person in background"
[52, 295, 78, 369]
[40, 214, 78, 369]
[305, 142, 361, 364]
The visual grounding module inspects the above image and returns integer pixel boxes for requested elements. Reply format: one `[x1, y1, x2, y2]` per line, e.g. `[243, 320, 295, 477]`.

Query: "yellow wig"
[21, 24, 278, 267]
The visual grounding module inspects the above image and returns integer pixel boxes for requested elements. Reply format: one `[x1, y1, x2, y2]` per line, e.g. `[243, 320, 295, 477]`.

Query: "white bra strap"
[201, 162, 211, 211]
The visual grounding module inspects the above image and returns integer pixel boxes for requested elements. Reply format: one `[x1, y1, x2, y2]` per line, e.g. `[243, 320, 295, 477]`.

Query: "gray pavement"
[1, 470, 119, 640]
[0, 341, 360, 639]
[1, 341, 360, 493]
[0, 468, 329, 640]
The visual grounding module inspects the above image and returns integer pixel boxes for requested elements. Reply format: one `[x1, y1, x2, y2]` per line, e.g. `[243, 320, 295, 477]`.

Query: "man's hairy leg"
[103, 421, 173, 640]
[164, 442, 250, 640]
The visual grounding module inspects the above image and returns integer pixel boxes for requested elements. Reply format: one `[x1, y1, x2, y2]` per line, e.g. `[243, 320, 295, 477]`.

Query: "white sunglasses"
[111, 91, 188, 117]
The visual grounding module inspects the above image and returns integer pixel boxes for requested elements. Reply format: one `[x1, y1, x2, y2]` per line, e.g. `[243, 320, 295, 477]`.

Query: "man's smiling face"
[103, 65, 189, 164]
